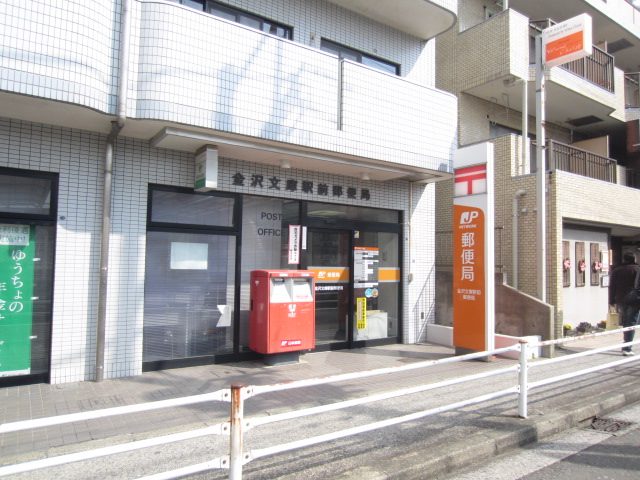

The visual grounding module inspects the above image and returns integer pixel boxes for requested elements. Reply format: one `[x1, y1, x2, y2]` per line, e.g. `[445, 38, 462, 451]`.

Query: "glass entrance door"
[353, 231, 399, 342]
[305, 229, 351, 345]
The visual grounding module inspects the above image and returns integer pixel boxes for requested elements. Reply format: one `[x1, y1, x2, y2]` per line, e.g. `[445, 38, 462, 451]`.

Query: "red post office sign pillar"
[453, 143, 495, 354]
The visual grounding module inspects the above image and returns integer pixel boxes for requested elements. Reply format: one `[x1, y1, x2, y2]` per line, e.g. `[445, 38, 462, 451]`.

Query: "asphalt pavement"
[2, 335, 640, 479]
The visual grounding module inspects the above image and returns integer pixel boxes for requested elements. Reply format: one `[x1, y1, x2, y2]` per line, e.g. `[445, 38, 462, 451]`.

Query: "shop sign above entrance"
[231, 171, 371, 201]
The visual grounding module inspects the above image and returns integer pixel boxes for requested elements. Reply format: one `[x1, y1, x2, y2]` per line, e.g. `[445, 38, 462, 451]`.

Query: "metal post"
[229, 383, 245, 480]
[535, 34, 547, 303]
[518, 340, 529, 418]
[337, 59, 344, 131]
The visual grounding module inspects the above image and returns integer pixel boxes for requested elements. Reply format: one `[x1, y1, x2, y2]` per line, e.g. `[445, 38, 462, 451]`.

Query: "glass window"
[144, 186, 239, 365]
[143, 231, 235, 362]
[0, 173, 54, 216]
[0, 168, 57, 384]
[307, 202, 399, 223]
[181, 0, 205, 10]
[320, 39, 400, 75]
[181, 0, 293, 39]
[238, 197, 300, 348]
[150, 189, 235, 228]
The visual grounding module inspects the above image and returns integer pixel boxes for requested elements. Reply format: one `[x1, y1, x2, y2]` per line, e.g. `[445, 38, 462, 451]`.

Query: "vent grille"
[608, 38, 634, 54]
[566, 115, 603, 127]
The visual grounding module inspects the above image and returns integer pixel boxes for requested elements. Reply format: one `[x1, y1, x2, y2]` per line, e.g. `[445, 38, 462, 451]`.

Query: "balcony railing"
[626, 73, 640, 108]
[562, 46, 614, 92]
[547, 140, 617, 183]
[529, 21, 615, 93]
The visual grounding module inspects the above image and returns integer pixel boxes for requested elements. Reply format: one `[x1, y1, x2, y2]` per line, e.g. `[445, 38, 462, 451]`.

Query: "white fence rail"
[1, 326, 639, 479]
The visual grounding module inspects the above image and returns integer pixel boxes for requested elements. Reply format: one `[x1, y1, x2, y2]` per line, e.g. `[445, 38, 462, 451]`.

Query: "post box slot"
[270, 278, 292, 303]
[292, 279, 313, 302]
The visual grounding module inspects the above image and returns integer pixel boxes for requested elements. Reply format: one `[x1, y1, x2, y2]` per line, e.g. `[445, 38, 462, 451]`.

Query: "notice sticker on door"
[288, 225, 301, 264]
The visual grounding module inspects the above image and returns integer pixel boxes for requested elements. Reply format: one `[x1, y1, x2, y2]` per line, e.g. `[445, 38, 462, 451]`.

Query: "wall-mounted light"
[281, 159, 291, 169]
[360, 172, 370, 181]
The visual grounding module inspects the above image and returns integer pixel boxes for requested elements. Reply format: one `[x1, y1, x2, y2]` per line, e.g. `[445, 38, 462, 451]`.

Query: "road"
[440, 400, 640, 480]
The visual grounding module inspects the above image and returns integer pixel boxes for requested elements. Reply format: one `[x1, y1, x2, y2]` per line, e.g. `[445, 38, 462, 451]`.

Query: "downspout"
[521, 78, 528, 175]
[96, 0, 132, 382]
[407, 181, 413, 343]
[512, 189, 526, 290]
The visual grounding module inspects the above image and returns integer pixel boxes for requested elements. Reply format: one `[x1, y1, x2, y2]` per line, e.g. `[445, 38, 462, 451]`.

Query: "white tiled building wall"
[0, 0, 118, 112]
[0, 116, 436, 382]
[0, 0, 453, 382]
[0, 118, 105, 382]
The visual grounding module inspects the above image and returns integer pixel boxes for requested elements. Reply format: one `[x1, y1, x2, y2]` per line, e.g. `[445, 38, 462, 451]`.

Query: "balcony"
[326, 0, 457, 40]
[449, 11, 623, 137]
[562, 46, 614, 93]
[529, 20, 615, 93]
[137, 2, 457, 179]
[547, 140, 617, 183]
[0, 0, 457, 181]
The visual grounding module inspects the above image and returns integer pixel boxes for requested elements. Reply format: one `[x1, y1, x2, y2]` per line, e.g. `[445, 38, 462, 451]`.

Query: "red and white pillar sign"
[453, 143, 495, 354]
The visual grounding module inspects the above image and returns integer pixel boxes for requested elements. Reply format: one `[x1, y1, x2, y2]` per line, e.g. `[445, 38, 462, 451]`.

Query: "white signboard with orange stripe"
[453, 143, 495, 354]
[542, 14, 592, 68]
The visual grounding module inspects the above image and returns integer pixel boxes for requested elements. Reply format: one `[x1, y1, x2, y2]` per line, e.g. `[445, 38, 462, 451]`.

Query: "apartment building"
[0, 0, 458, 385]
[435, 0, 640, 338]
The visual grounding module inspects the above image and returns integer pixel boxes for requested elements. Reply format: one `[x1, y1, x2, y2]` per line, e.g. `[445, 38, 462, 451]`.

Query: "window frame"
[179, 0, 293, 40]
[320, 39, 400, 76]
[0, 167, 58, 223]
[146, 184, 241, 234]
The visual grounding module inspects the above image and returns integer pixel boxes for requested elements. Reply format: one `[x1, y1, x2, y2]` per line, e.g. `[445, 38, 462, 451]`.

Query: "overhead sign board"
[542, 13, 592, 68]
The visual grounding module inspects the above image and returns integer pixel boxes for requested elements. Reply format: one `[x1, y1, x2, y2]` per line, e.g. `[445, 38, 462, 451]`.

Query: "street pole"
[535, 34, 547, 303]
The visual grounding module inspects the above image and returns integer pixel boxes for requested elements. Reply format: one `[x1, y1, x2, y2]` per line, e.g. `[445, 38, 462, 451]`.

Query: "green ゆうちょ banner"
[0, 224, 35, 377]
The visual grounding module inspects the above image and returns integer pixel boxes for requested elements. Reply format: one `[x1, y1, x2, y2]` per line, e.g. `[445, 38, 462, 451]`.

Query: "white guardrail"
[1, 325, 640, 479]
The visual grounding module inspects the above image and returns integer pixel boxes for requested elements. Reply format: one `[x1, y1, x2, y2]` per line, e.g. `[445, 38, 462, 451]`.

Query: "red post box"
[249, 270, 315, 359]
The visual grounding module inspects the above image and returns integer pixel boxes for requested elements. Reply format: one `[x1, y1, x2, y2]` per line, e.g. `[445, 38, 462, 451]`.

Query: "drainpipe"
[96, 0, 132, 382]
[521, 78, 528, 175]
[512, 189, 526, 290]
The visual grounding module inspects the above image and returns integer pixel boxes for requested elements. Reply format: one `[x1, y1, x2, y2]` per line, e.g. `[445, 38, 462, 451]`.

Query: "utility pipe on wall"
[96, 0, 132, 382]
[512, 189, 526, 290]
[521, 78, 528, 174]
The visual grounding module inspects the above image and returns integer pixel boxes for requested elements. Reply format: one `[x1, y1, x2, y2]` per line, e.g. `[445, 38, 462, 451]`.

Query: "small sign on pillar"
[194, 145, 218, 192]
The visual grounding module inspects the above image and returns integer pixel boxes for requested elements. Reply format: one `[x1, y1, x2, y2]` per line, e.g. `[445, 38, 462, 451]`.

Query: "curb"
[331, 382, 640, 480]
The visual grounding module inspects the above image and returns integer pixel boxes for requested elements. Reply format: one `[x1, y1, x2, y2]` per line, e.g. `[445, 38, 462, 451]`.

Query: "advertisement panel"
[0, 224, 35, 377]
[453, 206, 487, 351]
[542, 13, 592, 68]
[452, 144, 495, 354]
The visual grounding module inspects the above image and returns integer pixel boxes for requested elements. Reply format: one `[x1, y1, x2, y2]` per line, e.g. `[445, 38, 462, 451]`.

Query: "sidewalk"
[2, 336, 640, 479]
